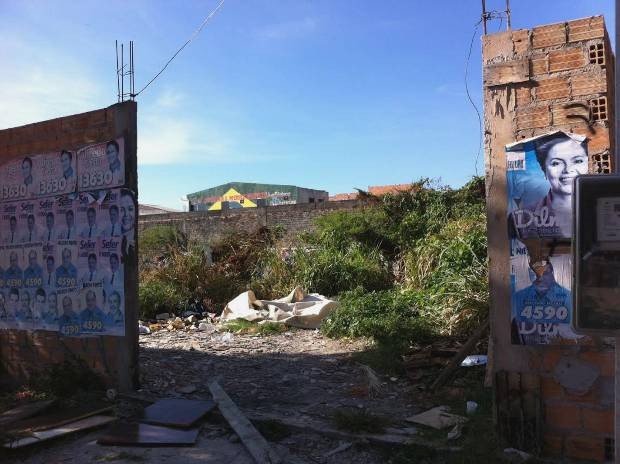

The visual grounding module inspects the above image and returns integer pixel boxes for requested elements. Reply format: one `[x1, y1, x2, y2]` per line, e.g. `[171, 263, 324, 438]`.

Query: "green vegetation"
[138, 177, 488, 353]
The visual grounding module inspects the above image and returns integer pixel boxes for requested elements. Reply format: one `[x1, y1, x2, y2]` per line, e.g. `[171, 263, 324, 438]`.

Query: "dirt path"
[4, 325, 468, 464]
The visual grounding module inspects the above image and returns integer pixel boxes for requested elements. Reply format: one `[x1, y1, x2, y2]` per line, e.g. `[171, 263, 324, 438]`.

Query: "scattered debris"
[406, 406, 468, 430]
[97, 422, 199, 447]
[138, 323, 151, 335]
[176, 385, 197, 394]
[155, 313, 170, 320]
[221, 287, 338, 329]
[323, 441, 352, 457]
[106, 389, 117, 401]
[358, 364, 382, 397]
[466, 401, 478, 415]
[460, 355, 488, 367]
[447, 423, 463, 440]
[5, 403, 113, 435]
[430, 318, 489, 390]
[140, 398, 215, 428]
[209, 380, 282, 464]
[504, 447, 533, 463]
[4, 415, 115, 449]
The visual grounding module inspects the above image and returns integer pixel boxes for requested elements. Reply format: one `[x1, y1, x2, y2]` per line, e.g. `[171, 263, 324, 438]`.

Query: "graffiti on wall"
[0, 138, 133, 337]
[204, 188, 295, 211]
[506, 131, 588, 345]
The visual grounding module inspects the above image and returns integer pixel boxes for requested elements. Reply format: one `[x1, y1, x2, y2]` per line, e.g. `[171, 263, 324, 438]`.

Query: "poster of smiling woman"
[506, 131, 588, 345]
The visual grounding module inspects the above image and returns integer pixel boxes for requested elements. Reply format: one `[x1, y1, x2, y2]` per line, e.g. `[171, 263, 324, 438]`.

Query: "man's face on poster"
[60, 152, 72, 172]
[27, 215, 34, 231]
[22, 159, 31, 180]
[88, 255, 97, 272]
[110, 254, 119, 272]
[9, 217, 16, 232]
[106, 142, 119, 167]
[110, 292, 120, 312]
[66, 210, 74, 228]
[121, 194, 135, 232]
[48, 293, 57, 313]
[86, 291, 97, 310]
[10, 252, 18, 269]
[62, 248, 72, 267]
[28, 250, 37, 268]
[87, 209, 96, 226]
[543, 139, 588, 196]
[46, 213, 54, 229]
[109, 206, 119, 224]
[62, 296, 72, 314]
[46, 257, 54, 273]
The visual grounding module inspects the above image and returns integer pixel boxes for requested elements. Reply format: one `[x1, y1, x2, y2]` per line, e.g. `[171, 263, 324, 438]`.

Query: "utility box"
[573, 174, 620, 335]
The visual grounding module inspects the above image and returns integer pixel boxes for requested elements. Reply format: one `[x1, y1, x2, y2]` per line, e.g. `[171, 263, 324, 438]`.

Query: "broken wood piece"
[430, 318, 490, 390]
[209, 381, 282, 464]
[247, 411, 419, 446]
[6, 404, 113, 433]
[97, 421, 199, 447]
[3, 415, 114, 449]
[0, 399, 56, 427]
[323, 441, 352, 457]
[483, 59, 529, 87]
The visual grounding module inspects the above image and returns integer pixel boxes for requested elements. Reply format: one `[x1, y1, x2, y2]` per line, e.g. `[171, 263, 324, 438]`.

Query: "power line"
[134, 0, 226, 97]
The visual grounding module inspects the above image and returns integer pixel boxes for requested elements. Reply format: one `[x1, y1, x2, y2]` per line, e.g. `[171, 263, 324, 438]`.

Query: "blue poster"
[507, 131, 588, 345]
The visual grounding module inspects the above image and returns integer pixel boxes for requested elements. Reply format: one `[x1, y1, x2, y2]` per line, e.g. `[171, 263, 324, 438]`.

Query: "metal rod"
[130, 41, 134, 99]
[506, 0, 512, 30]
[115, 40, 120, 102]
[121, 43, 124, 102]
[481, 0, 488, 35]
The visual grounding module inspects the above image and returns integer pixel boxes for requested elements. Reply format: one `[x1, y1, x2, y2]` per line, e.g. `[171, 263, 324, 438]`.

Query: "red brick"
[568, 16, 605, 43]
[580, 350, 614, 376]
[549, 48, 586, 72]
[514, 84, 532, 107]
[535, 77, 570, 100]
[515, 106, 550, 130]
[582, 407, 613, 435]
[512, 29, 530, 55]
[530, 56, 548, 76]
[565, 435, 606, 462]
[571, 73, 607, 97]
[543, 433, 564, 457]
[545, 403, 582, 429]
[541, 376, 564, 399]
[532, 23, 566, 49]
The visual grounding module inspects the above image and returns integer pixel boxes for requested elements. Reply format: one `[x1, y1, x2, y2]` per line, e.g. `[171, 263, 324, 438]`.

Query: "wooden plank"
[484, 59, 530, 87]
[0, 400, 55, 427]
[3, 415, 114, 449]
[7, 405, 113, 433]
[209, 381, 282, 464]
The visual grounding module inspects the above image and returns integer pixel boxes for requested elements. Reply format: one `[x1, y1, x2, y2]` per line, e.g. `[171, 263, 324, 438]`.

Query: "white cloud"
[256, 17, 317, 40]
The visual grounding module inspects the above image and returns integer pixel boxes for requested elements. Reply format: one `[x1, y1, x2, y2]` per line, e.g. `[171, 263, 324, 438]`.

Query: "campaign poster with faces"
[0, 137, 129, 337]
[33, 151, 78, 197]
[506, 131, 588, 345]
[77, 138, 125, 192]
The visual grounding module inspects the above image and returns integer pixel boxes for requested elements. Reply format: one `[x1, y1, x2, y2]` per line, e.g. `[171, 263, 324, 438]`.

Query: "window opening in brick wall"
[590, 97, 607, 121]
[590, 151, 612, 174]
[589, 43, 605, 65]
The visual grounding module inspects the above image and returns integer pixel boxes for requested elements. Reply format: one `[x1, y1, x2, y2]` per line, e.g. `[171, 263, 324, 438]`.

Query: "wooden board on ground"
[140, 398, 216, 428]
[97, 422, 199, 447]
[3, 415, 115, 449]
[0, 400, 56, 428]
[209, 381, 282, 464]
[6, 404, 113, 433]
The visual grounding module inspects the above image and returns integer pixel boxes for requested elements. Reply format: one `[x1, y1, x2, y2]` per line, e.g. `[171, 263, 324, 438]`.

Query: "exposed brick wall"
[138, 200, 364, 245]
[0, 103, 138, 391]
[483, 16, 614, 462]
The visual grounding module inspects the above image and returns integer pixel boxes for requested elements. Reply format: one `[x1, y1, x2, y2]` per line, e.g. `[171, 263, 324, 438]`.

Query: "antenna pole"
[481, 0, 488, 35]
[506, 0, 512, 30]
[115, 40, 120, 102]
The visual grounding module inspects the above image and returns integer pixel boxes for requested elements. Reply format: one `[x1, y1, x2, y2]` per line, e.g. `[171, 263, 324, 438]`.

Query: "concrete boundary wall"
[138, 200, 364, 244]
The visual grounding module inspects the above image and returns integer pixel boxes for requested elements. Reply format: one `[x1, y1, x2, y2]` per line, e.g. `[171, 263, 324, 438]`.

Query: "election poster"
[507, 131, 588, 345]
[32, 150, 77, 197]
[0, 137, 129, 337]
[77, 138, 125, 192]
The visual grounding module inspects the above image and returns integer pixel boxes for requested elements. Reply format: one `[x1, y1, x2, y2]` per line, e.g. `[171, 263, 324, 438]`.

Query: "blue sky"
[0, 0, 614, 209]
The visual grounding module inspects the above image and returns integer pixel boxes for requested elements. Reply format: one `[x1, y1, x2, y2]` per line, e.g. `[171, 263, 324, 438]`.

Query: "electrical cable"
[134, 0, 226, 97]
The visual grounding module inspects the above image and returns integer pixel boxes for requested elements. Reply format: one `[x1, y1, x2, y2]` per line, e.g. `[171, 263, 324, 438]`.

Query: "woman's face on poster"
[543, 139, 588, 196]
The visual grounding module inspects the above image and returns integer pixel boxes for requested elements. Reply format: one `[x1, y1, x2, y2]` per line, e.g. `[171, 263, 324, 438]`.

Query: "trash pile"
[138, 286, 339, 334]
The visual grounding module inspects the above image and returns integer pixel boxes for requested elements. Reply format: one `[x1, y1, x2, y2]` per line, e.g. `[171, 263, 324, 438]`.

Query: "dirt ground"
[3, 324, 493, 464]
